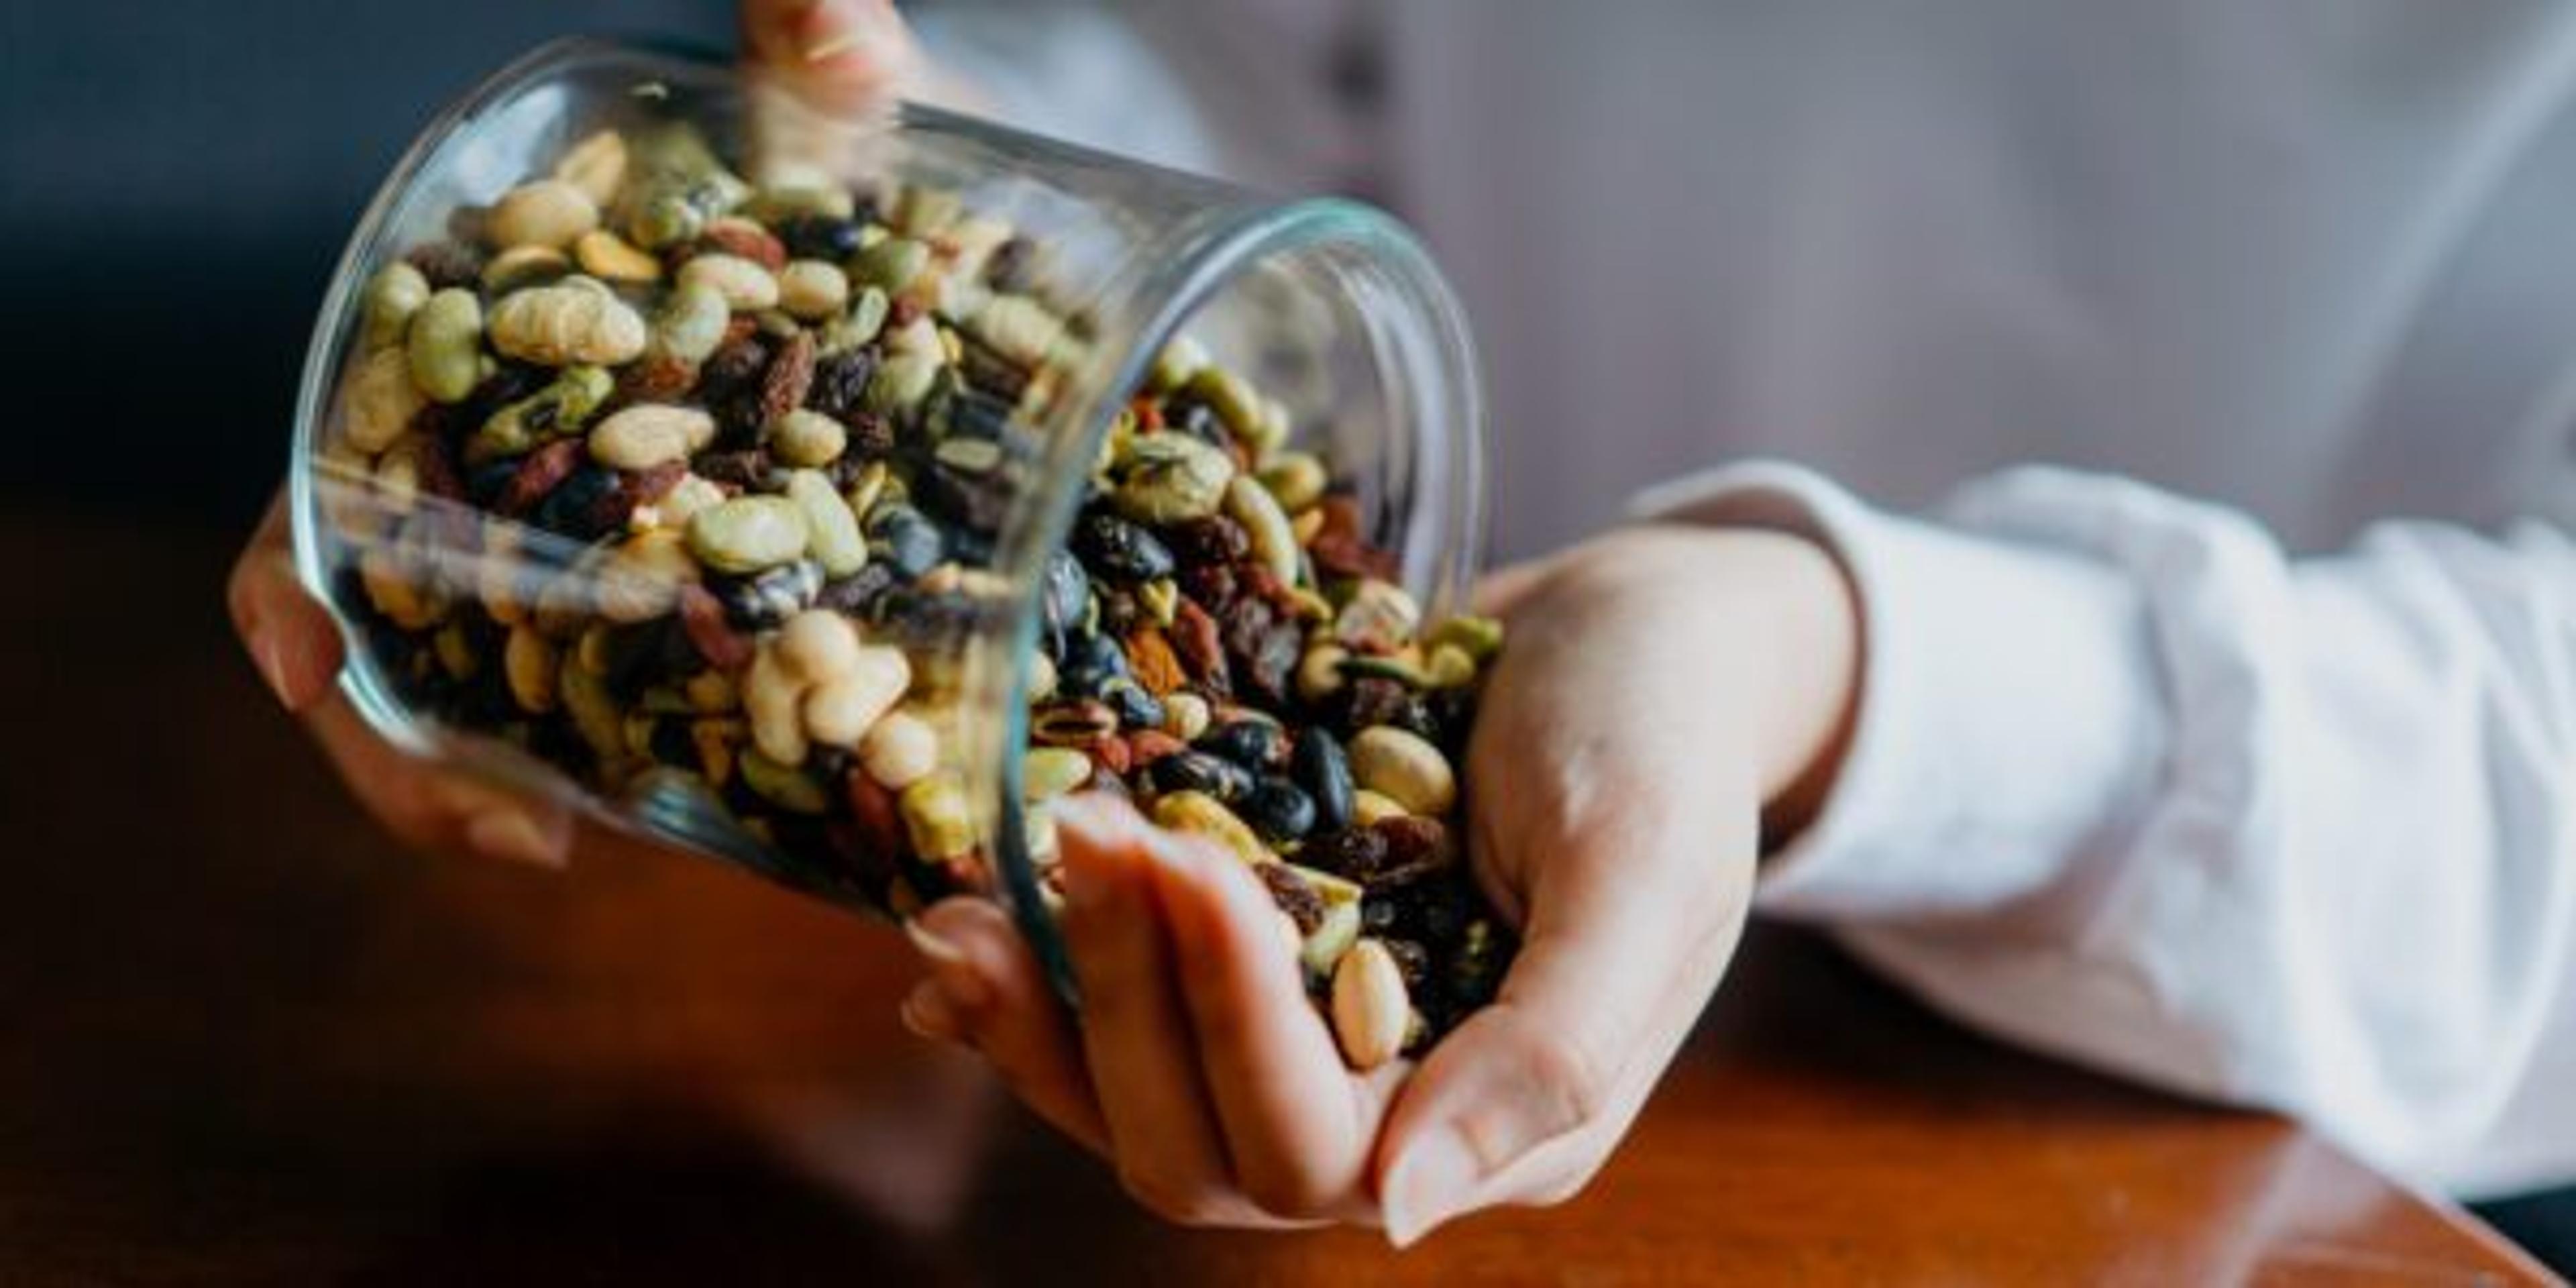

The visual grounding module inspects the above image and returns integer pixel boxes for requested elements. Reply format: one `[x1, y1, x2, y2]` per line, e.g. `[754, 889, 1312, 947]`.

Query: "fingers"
[1374, 793, 1755, 1245]
[302, 696, 575, 869]
[1085, 796, 1386, 1219]
[901, 897, 1110, 1155]
[740, 0, 925, 117]
[1049, 795, 1254, 1225]
[227, 491, 343, 712]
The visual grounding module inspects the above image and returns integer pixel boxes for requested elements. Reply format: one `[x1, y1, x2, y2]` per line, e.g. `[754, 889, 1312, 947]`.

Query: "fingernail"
[251, 629, 301, 710]
[904, 917, 993, 1011]
[1383, 1126, 1481, 1248]
[464, 809, 564, 869]
[900, 981, 960, 1041]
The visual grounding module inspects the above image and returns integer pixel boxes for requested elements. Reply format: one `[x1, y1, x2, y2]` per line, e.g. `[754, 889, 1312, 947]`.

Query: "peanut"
[487, 178, 600, 250]
[1330, 939, 1410, 1071]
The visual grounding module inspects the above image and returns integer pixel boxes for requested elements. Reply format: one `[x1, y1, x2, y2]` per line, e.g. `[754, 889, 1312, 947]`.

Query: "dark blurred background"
[0, 3, 735, 531]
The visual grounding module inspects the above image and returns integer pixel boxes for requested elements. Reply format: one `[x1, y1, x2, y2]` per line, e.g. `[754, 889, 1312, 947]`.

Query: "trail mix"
[320, 122, 1512, 1068]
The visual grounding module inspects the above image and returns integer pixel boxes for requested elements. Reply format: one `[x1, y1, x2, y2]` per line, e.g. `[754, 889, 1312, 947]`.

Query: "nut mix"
[321, 123, 1513, 1069]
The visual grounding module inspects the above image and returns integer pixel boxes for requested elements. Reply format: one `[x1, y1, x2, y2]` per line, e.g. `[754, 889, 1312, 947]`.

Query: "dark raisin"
[1301, 826, 1388, 883]
[693, 449, 771, 490]
[716, 559, 823, 630]
[529, 464, 626, 541]
[1221, 597, 1301, 706]
[1072, 512, 1176, 583]
[806, 347, 879, 422]
[1057, 630, 1130, 697]
[406, 240, 484, 289]
[1256, 863, 1327, 936]
[1165, 515, 1250, 568]
[1040, 549, 1091, 638]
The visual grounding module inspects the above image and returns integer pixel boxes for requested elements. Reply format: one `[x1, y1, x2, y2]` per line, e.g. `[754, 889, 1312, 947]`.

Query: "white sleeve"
[1637, 461, 2576, 1195]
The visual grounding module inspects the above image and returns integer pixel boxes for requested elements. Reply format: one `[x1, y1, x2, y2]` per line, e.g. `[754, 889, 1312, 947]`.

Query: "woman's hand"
[226, 0, 959, 869]
[898, 525, 1860, 1240]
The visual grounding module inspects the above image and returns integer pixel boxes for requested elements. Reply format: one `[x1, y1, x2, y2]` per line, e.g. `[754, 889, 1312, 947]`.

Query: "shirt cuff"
[1631, 462, 2169, 921]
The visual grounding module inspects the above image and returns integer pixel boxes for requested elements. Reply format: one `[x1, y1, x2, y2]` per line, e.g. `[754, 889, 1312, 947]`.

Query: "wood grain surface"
[0, 511, 2553, 1285]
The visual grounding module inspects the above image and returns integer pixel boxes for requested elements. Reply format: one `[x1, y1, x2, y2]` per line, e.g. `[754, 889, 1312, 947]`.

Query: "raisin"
[494, 439, 584, 517]
[1165, 515, 1250, 568]
[1256, 863, 1327, 936]
[756, 331, 818, 431]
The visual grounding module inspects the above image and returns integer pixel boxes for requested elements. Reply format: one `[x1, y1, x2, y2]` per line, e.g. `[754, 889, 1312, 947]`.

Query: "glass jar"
[290, 37, 1487, 994]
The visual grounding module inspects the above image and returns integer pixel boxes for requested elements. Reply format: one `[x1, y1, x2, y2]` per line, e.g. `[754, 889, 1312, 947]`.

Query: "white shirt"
[925, 0, 2576, 1198]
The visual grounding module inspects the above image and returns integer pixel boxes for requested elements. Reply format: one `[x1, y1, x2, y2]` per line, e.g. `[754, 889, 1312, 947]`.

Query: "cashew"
[487, 178, 600, 250]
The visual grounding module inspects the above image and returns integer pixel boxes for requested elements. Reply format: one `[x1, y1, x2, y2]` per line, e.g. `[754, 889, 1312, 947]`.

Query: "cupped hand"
[899, 525, 1860, 1241]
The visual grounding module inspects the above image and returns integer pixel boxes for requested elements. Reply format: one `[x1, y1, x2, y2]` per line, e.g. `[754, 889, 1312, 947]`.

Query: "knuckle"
[1236, 1161, 1335, 1220]
[1117, 1168, 1213, 1227]
[1516, 1024, 1612, 1132]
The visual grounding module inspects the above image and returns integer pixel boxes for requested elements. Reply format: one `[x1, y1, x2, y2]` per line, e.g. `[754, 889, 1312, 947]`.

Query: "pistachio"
[1295, 643, 1350, 704]
[1330, 939, 1410, 1071]
[850, 235, 929, 294]
[1350, 789, 1409, 827]
[1112, 433, 1236, 525]
[740, 748, 831, 814]
[969, 294, 1061, 369]
[1301, 898, 1362, 979]
[645, 280, 730, 364]
[1424, 642, 1479, 688]
[678, 252, 780, 311]
[891, 184, 961, 235]
[590, 405, 716, 472]
[1334, 580, 1422, 653]
[768, 409, 847, 469]
[574, 229, 661, 282]
[1147, 333, 1208, 393]
[1150, 791, 1271, 867]
[1256, 451, 1328, 513]
[776, 608, 862, 686]
[488, 178, 601, 250]
[1224, 475, 1301, 584]
[785, 468, 867, 577]
[743, 645, 809, 767]
[504, 625, 557, 713]
[1162, 691, 1213, 742]
[339, 347, 425, 454]
[1183, 364, 1263, 445]
[362, 262, 431, 350]
[1138, 578, 1179, 629]
[654, 474, 725, 529]
[490, 278, 647, 366]
[480, 244, 571, 294]
[1428, 614, 1507, 665]
[472, 365, 613, 460]
[686, 495, 810, 575]
[824, 285, 890, 354]
[803, 645, 911, 747]
[862, 350, 941, 417]
[777, 259, 850, 321]
[859, 709, 941, 790]
[403, 288, 484, 405]
[559, 661, 627, 768]
[1022, 747, 1094, 799]
[553, 129, 629, 207]
[900, 770, 977, 859]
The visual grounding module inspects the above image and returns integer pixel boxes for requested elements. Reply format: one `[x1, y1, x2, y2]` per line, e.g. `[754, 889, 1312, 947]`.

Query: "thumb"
[1372, 792, 1754, 1244]
[740, 0, 936, 117]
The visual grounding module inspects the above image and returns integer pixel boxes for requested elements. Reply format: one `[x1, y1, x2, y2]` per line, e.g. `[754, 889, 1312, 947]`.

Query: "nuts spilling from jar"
[321, 122, 1512, 1069]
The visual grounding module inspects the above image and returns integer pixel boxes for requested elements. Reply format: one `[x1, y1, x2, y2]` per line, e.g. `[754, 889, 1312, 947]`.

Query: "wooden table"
[1, 511, 2556, 1285]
